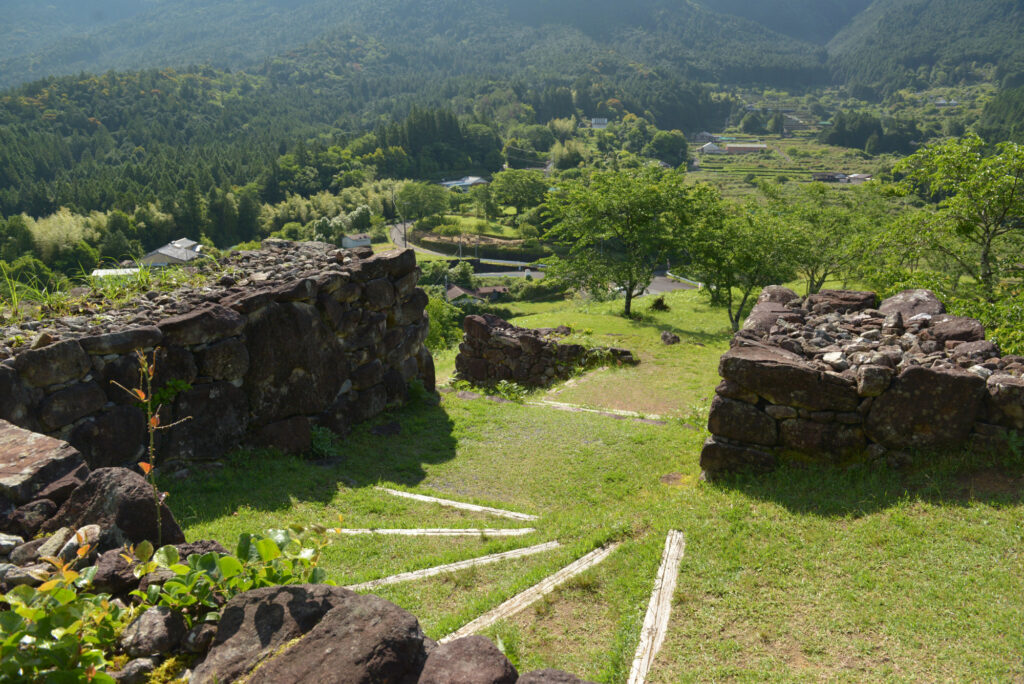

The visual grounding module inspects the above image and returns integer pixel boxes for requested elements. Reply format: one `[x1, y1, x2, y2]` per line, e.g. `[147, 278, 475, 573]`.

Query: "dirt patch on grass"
[953, 468, 1024, 501]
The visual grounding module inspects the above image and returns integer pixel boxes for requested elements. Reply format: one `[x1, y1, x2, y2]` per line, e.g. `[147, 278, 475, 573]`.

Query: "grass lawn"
[163, 289, 1024, 682]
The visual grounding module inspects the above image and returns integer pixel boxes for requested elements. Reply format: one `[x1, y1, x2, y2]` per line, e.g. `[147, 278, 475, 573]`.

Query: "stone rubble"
[701, 287, 1024, 475]
[456, 313, 637, 387]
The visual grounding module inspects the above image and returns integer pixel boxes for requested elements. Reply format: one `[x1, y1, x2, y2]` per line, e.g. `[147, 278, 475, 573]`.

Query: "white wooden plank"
[439, 542, 620, 644]
[375, 486, 538, 521]
[627, 530, 687, 684]
[345, 541, 561, 591]
[335, 528, 535, 537]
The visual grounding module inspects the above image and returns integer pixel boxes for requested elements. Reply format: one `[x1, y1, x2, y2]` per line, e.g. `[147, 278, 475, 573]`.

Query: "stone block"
[878, 289, 945, 319]
[707, 396, 777, 446]
[719, 344, 858, 411]
[197, 338, 249, 381]
[866, 365, 985, 449]
[79, 327, 163, 355]
[11, 340, 91, 388]
[38, 382, 107, 431]
[158, 304, 246, 346]
[986, 374, 1024, 430]
[779, 419, 866, 459]
[0, 420, 85, 504]
[699, 436, 776, 475]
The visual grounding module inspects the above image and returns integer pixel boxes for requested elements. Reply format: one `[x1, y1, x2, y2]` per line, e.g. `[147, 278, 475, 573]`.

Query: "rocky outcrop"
[701, 287, 1024, 475]
[456, 314, 637, 387]
[0, 240, 434, 467]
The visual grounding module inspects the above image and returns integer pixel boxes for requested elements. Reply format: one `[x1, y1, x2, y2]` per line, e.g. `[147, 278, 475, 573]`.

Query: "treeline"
[978, 85, 1024, 144]
[817, 110, 925, 155]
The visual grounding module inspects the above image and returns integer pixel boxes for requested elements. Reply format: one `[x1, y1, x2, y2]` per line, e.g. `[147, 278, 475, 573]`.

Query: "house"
[440, 176, 489, 192]
[590, 118, 609, 130]
[446, 285, 483, 304]
[700, 142, 725, 155]
[475, 285, 510, 301]
[139, 237, 203, 266]
[693, 132, 719, 143]
[342, 233, 371, 249]
[812, 172, 848, 183]
[726, 144, 768, 155]
[847, 173, 873, 184]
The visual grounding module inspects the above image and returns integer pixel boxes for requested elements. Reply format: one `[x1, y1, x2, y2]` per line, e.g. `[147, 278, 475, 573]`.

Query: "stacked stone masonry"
[701, 287, 1024, 475]
[0, 240, 435, 468]
[455, 313, 637, 388]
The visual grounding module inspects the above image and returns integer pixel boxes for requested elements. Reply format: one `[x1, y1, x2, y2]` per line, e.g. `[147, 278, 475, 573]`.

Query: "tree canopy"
[543, 166, 690, 316]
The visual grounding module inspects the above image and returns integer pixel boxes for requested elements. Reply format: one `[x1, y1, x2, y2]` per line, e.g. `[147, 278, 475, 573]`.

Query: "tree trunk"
[624, 286, 634, 317]
[980, 237, 995, 301]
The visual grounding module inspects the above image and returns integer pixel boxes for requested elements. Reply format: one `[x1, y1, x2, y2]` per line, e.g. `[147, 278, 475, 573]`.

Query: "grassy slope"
[164, 289, 1024, 682]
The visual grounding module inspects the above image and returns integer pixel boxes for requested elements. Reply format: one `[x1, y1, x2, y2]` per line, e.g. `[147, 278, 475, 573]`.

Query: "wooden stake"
[345, 541, 561, 591]
[439, 542, 620, 644]
[376, 486, 538, 521]
[335, 528, 535, 537]
[627, 530, 686, 684]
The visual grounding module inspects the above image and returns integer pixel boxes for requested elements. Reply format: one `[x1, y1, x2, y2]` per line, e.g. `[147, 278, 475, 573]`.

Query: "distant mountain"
[828, 0, 1024, 95]
[0, 0, 829, 90]
[691, 0, 871, 44]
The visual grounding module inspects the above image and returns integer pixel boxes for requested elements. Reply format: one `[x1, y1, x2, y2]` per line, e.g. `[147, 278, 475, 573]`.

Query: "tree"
[489, 169, 548, 216]
[760, 181, 881, 294]
[686, 190, 798, 331]
[543, 166, 690, 317]
[642, 130, 688, 166]
[894, 133, 1024, 299]
[396, 182, 449, 223]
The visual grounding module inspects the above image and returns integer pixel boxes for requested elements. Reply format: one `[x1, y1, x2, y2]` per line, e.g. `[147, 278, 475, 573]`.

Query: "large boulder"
[164, 382, 249, 462]
[803, 289, 877, 314]
[121, 606, 188, 658]
[718, 344, 858, 411]
[757, 285, 799, 305]
[37, 382, 107, 431]
[246, 593, 428, 684]
[193, 584, 428, 684]
[69, 406, 146, 469]
[865, 365, 986, 449]
[0, 420, 86, 504]
[0, 365, 43, 429]
[921, 315, 985, 345]
[878, 289, 945, 319]
[39, 468, 185, 550]
[742, 302, 792, 337]
[79, 327, 163, 355]
[418, 635, 517, 684]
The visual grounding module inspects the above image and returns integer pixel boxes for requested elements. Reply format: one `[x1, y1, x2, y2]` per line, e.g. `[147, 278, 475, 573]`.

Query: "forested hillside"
[691, 0, 870, 44]
[828, 0, 1024, 95]
[0, 0, 828, 91]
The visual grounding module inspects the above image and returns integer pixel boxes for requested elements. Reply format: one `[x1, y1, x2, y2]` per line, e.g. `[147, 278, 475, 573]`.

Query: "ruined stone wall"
[455, 314, 637, 388]
[0, 240, 434, 468]
[701, 287, 1024, 476]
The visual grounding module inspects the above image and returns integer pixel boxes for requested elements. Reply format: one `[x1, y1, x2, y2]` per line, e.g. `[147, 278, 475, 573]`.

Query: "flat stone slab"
[0, 420, 85, 504]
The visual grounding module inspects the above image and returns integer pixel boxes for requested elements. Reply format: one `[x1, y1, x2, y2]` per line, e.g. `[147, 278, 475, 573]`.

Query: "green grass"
[444, 214, 519, 239]
[162, 288, 1024, 682]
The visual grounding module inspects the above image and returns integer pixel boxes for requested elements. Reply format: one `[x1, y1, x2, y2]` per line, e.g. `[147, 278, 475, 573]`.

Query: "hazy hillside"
[828, 0, 1024, 94]
[0, 0, 828, 90]
[691, 0, 870, 44]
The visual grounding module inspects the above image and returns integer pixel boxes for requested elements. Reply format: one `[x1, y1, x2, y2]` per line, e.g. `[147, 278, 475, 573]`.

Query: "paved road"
[641, 275, 698, 296]
[476, 270, 545, 279]
[388, 223, 541, 268]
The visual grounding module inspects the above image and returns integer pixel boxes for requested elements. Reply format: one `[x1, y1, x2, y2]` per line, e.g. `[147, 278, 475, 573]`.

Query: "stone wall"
[701, 287, 1024, 476]
[455, 314, 637, 387]
[0, 240, 434, 468]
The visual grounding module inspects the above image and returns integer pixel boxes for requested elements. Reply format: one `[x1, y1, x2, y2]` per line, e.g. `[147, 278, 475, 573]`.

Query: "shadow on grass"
[711, 447, 1024, 517]
[162, 393, 457, 526]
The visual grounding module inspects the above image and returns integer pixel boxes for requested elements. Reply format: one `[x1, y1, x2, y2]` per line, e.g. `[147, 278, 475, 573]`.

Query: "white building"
[700, 142, 725, 155]
[139, 238, 203, 266]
